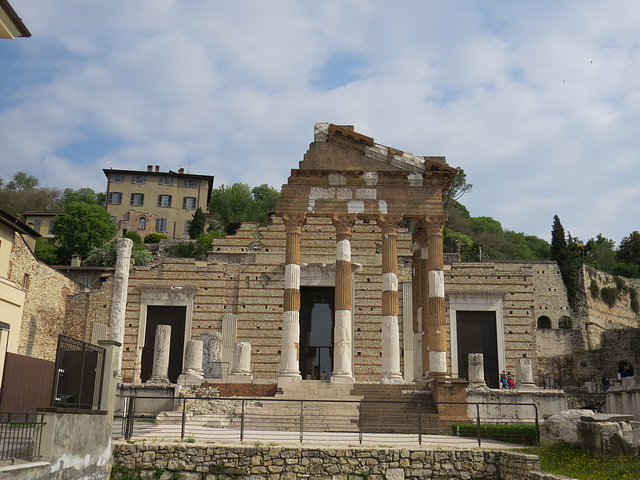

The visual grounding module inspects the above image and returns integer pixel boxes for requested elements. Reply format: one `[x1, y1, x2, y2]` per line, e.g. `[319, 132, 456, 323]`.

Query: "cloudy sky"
[2, 1, 639, 243]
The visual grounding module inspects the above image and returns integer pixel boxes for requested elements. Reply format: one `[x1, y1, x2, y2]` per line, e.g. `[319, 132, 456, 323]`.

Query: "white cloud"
[2, 0, 640, 243]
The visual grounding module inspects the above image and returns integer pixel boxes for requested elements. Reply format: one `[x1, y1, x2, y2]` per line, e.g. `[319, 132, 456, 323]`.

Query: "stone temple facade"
[70, 123, 584, 389]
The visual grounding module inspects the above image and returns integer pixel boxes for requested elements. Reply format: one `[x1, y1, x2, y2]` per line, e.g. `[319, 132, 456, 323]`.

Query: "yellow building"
[0, 0, 31, 39]
[22, 211, 64, 239]
[0, 209, 38, 387]
[103, 165, 214, 240]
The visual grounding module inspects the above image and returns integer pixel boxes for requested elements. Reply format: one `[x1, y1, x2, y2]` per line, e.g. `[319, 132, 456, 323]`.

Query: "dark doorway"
[141, 306, 186, 383]
[456, 311, 499, 388]
[299, 287, 335, 380]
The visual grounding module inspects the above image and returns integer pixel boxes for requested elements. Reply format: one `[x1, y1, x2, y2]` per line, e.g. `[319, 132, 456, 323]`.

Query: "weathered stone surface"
[540, 409, 596, 446]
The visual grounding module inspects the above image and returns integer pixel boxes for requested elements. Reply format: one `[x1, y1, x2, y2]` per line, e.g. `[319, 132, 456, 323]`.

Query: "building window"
[159, 176, 175, 186]
[48, 219, 55, 232]
[110, 216, 118, 225]
[183, 197, 196, 209]
[130, 193, 144, 206]
[158, 195, 172, 207]
[110, 173, 125, 182]
[184, 220, 190, 235]
[23, 274, 30, 289]
[139, 217, 147, 230]
[156, 218, 167, 233]
[33, 219, 41, 233]
[184, 178, 199, 188]
[537, 316, 552, 329]
[108, 192, 122, 205]
[81, 276, 91, 287]
[131, 175, 146, 184]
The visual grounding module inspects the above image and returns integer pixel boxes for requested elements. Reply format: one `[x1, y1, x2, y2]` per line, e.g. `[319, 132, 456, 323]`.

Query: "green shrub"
[614, 276, 626, 291]
[144, 233, 168, 243]
[589, 279, 599, 299]
[600, 287, 619, 308]
[631, 288, 639, 315]
[123, 231, 143, 244]
[451, 423, 539, 446]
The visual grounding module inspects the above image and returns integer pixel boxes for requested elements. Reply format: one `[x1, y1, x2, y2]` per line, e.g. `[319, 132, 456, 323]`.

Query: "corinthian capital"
[377, 214, 403, 236]
[332, 213, 357, 238]
[282, 212, 307, 235]
[422, 215, 448, 236]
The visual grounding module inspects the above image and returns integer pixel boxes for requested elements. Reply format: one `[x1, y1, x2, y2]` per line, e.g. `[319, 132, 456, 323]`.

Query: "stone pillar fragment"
[378, 214, 404, 384]
[177, 340, 204, 385]
[331, 213, 356, 384]
[467, 353, 488, 390]
[424, 215, 448, 377]
[517, 357, 538, 391]
[228, 342, 253, 383]
[146, 324, 171, 385]
[278, 213, 306, 384]
[108, 237, 133, 381]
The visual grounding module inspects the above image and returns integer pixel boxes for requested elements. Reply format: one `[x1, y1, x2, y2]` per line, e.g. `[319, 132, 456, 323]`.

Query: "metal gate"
[51, 335, 105, 409]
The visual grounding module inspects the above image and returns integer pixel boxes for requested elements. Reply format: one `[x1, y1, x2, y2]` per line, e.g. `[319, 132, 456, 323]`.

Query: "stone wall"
[73, 219, 579, 384]
[113, 443, 574, 480]
[8, 232, 87, 361]
[576, 266, 640, 350]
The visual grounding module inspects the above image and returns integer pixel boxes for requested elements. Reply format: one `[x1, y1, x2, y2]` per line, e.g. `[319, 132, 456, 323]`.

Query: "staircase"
[228, 382, 362, 432]
[351, 384, 449, 434]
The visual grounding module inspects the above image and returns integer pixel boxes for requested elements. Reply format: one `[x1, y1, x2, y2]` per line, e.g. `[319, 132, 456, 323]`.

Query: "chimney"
[147, 165, 153, 172]
[178, 168, 184, 174]
[71, 253, 82, 267]
[155, 165, 160, 172]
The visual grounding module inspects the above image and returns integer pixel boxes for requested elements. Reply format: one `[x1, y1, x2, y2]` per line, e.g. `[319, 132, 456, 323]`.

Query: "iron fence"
[0, 413, 45, 461]
[117, 395, 539, 447]
[51, 335, 106, 410]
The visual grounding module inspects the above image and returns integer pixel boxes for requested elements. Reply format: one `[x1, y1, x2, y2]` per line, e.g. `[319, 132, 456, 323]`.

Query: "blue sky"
[2, 1, 640, 244]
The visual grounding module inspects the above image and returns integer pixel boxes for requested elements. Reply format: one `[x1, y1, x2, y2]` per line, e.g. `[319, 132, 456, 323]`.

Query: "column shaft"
[278, 213, 306, 383]
[331, 213, 356, 383]
[425, 215, 448, 376]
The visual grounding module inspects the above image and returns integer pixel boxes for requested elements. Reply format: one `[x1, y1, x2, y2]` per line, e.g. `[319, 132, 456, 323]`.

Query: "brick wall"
[9, 232, 87, 361]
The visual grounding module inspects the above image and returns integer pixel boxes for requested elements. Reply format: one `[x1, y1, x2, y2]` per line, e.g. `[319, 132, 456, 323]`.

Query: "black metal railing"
[51, 335, 106, 409]
[0, 413, 45, 461]
[117, 395, 539, 447]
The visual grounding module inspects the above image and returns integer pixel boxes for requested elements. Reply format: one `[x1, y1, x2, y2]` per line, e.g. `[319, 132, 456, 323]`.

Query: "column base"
[277, 373, 302, 384]
[228, 374, 253, 384]
[379, 373, 404, 384]
[330, 375, 355, 384]
[516, 383, 538, 392]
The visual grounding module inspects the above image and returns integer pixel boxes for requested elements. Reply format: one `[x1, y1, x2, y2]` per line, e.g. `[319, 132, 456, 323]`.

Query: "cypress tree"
[551, 215, 578, 308]
[188, 207, 206, 239]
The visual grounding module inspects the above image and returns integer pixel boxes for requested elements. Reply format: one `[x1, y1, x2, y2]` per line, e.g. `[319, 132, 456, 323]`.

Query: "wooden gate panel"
[0, 353, 54, 413]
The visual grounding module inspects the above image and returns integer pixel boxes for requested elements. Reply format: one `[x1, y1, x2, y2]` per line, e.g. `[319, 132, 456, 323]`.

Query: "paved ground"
[112, 418, 524, 450]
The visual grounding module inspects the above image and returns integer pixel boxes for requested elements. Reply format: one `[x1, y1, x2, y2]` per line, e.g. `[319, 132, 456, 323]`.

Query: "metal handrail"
[118, 394, 540, 447]
[0, 413, 45, 462]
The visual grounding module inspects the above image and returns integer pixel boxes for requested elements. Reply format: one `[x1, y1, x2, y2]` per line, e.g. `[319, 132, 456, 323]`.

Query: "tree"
[551, 215, 578, 308]
[443, 167, 472, 209]
[83, 240, 153, 267]
[6, 171, 39, 191]
[188, 207, 206, 239]
[251, 184, 280, 224]
[51, 202, 117, 264]
[618, 231, 640, 267]
[208, 183, 280, 234]
[62, 187, 103, 206]
[585, 234, 617, 272]
[34, 238, 59, 264]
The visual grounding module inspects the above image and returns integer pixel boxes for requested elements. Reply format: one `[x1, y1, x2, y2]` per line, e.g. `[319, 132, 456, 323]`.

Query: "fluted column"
[109, 237, 133, 382]
[378, 214, 404, 384]
[277, 212, 307, 383]
[331, 213, 357, 384]
[425, 215, 448, 376]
